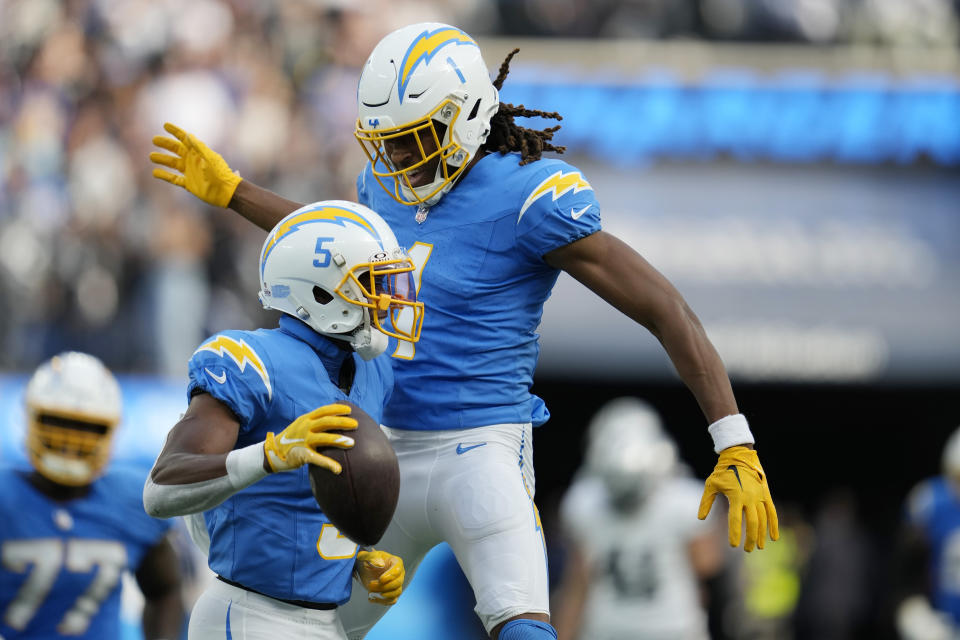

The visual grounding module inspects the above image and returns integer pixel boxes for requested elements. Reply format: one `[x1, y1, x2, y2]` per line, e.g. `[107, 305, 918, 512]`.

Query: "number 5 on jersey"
[392, 242, 432, 360]
[316, 524, 358, 559]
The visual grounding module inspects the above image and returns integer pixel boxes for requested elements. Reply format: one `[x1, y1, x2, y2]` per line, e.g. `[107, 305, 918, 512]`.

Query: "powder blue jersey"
[0, 464, 171, 640]
[359, 151, 602, 431]
[186, 315, 393, 605]
[905, 476, 960, 624]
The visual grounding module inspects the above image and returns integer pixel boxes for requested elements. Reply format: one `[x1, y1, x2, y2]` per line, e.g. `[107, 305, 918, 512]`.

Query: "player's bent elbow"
[142, 478, 179, 519]
[143, 473, 238, 518]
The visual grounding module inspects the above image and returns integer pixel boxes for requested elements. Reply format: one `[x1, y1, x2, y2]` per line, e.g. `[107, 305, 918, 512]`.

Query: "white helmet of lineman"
[258, 200, 424, 360]
[584, 397, 677, 509]
[355, 22, 500, 207]
[25, 351, 122, 486]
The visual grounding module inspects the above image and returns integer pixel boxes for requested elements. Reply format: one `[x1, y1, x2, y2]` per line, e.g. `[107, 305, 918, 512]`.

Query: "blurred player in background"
[0, 351, 184, 639]
[142, 201, 418, 639]
[553, 398, 725, 640]
[894, 424, 960, 640]
[148, 22, 778, 640]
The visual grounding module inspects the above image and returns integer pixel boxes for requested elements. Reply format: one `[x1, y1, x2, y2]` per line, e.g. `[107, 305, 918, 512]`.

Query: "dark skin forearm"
[150, 393, 269, 485]
[545, 231, 738, 424]
[137, 536, 184, 640]
[142, 589, 183, 640]
[228, 180, 304, 232]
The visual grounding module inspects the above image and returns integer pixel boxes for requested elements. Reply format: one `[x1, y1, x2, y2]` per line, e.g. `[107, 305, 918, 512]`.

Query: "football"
[308, 400, 400, 546]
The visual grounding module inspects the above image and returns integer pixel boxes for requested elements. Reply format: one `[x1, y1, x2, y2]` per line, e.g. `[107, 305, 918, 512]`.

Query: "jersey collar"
[277, 315, 351, 376]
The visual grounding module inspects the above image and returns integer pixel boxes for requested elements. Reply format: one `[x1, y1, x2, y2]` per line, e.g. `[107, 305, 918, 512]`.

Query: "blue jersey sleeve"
[379, 355, 394, 410]
[515, 162, 602, 262]
[187, 331, 274, 433]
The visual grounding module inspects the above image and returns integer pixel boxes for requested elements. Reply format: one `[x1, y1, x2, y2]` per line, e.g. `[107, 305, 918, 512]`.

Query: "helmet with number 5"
[354, 22, 500, 207]
[25, 352, 122, 486]
[258, 200, 424, 360]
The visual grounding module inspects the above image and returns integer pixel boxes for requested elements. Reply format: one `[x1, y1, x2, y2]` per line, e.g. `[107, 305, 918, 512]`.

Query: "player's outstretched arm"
[545, 230, 779, 551]
[149, 122, 303, 231]
[143, 395, 356, 518]
[545, 231, 737, 421]
[354, 549, 405, 605]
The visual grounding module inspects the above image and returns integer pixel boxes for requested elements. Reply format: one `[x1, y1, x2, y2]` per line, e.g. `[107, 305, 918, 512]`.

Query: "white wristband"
[225, 442, 269, 490]
[143, 443, 269, 519]
[708, 414, 755, 454]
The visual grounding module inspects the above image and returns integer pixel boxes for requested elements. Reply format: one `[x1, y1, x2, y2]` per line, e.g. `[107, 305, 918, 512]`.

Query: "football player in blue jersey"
[142, 200, 422, 639]
[895, 424, 960, 640]
[0, 352, 183, 640]
[148, 22, 778, 640]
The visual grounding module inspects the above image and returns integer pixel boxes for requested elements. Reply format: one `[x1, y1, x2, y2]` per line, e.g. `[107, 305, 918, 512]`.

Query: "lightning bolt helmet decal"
[260, 204, 383, 281]
[397, 27, 477, 104]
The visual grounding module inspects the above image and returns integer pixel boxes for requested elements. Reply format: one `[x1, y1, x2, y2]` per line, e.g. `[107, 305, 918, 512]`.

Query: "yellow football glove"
[698, 446, 779, 552]
[263, 404, 357, 474]
[149, 122, 242, 208]
[355, 549, 405, 605]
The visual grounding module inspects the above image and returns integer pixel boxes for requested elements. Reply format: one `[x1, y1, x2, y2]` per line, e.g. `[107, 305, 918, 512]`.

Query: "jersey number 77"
[3, 537, 126, 634]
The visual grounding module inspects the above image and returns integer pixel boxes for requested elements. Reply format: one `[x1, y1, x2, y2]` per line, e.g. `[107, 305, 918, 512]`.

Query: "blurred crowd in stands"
[0, 0, 472, 376]
[499, 0, 960, 45]
[1, 0, 958, 379]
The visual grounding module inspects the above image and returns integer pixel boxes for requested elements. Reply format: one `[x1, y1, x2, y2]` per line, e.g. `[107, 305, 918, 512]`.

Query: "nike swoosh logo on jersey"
[279, 436, 305, 445]
[205, 368, 227, 384]
[456, 442, 487, 455]
[571, 204, 591, 220]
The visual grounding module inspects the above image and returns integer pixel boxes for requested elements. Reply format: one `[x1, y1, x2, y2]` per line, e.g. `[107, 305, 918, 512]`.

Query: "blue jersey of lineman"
[0, 464, 171, 639]
[187, 315, 393, 605]
[359, 151, 602, 431]
[906, 476, 960, 624]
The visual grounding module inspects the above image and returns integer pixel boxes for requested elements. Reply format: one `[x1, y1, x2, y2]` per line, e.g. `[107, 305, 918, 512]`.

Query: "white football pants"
[341, 422, 550, 638]
[187, 578, 347, 639]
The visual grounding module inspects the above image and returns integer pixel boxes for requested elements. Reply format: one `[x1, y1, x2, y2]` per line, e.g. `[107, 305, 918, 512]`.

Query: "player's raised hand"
[149, 122, 242, 208]
[698, 446, 779, 552]
[355, 549, 405, 605]
[264, 404, 357, 474]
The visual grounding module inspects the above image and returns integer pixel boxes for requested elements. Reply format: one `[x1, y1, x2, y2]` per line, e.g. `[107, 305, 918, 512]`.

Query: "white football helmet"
[354, 22, 500, 207]
[25, 352, 122, 486]
[258, 200, 424, 360]
[585, 397, 677, 509]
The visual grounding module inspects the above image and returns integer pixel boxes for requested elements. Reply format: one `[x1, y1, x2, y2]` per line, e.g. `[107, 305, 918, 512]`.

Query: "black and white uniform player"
[556, 398, 726, 640]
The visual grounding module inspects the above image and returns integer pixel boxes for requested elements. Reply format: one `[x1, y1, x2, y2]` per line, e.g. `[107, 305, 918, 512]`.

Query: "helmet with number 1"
[585, 397, 677, 509]
[355, 22, 500, 207]
[258, 200, 424, 360]
[25, 352, 122, 486]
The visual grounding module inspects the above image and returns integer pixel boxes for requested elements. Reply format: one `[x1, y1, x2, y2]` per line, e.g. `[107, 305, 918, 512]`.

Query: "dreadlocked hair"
[481, 48, 566, 165]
